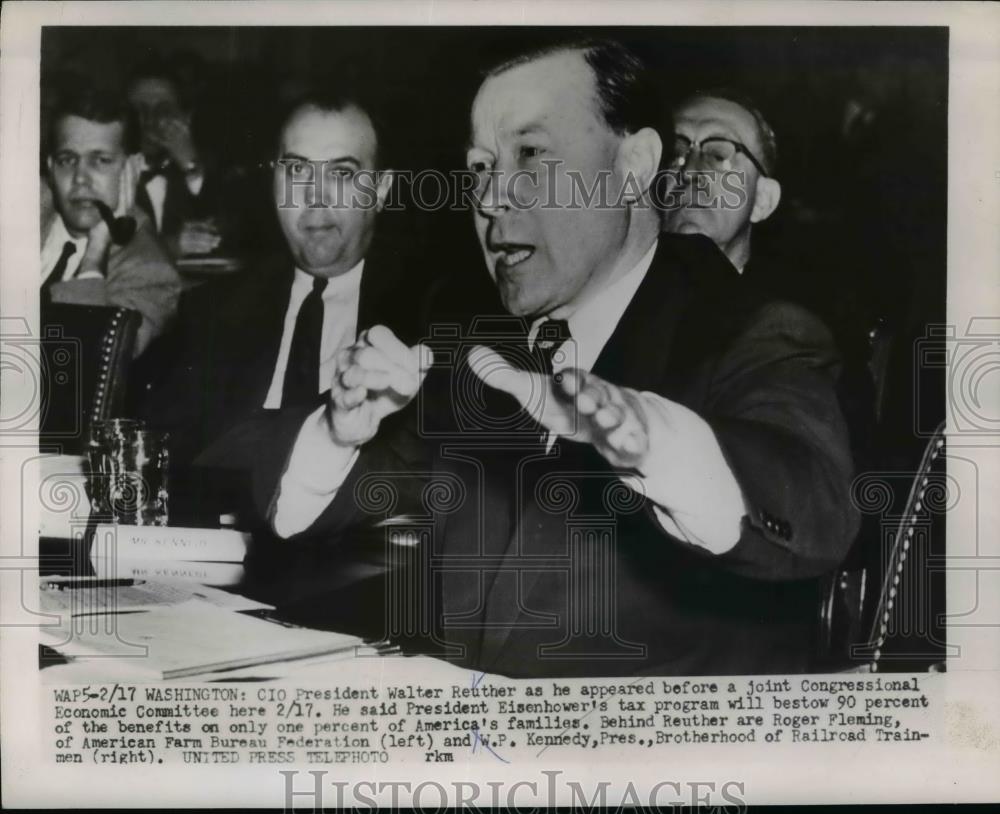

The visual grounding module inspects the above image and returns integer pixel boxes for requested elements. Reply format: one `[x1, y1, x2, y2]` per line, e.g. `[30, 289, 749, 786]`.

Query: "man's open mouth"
[301, 223, 338, 235]
[494, 243, 535, 270]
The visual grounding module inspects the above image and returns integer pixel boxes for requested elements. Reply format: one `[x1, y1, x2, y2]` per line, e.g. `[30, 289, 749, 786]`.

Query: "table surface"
[38, 490, 462, 682]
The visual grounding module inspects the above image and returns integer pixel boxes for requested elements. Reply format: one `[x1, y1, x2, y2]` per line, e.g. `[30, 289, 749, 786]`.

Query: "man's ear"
[750, 177, 781, 224]
[375, 169, 394, 212]
[616, 127, 662, 203]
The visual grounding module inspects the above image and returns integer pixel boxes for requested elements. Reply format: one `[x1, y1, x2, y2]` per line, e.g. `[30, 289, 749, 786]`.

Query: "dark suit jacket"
[138, 237, 426, 523]
[252, 234, 860, 677]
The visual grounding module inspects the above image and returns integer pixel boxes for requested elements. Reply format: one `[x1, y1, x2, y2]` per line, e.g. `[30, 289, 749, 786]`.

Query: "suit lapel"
[358, 236, 414, 333]
[477, 236, 740, 669]
[590, 237, 694, 391]
[218, 260, 295, 412]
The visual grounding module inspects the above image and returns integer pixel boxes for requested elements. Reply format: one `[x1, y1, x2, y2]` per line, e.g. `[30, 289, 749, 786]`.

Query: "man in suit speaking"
[259, 40, 860, 677]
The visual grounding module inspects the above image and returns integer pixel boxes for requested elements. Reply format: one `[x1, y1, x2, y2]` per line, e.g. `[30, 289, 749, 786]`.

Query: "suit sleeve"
[683, 301, 860, 581]
[104, 213, 182, 355]
[251, 400, 431, 541]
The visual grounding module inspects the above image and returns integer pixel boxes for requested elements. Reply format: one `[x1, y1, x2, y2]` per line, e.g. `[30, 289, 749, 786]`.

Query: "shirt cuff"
[272, 405, 360, 538]
[75, 270, 104, 280]
[632, 391, 745, 554]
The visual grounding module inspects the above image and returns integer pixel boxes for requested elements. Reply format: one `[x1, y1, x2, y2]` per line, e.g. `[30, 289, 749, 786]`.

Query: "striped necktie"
[528, 318, 571, 443]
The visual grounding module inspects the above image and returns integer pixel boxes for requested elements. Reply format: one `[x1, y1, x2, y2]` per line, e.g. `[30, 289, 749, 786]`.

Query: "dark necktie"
[41, 241, 77, 300]
[528, 318, 571, 443]
[281, 276, 328, 408]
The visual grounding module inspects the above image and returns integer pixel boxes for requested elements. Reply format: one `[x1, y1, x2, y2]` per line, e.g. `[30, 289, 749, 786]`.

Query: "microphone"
[92, 200, 137, 245]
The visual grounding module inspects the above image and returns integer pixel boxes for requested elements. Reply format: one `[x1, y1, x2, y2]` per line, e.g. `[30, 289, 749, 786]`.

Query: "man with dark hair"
[661, 89, 782, 272]
[126, 58, 224, 259]
[140, 87, 424, 522]
[486, 38, 660, 135]
[42, 84, 181, 355]
[254, 41, 859, 678]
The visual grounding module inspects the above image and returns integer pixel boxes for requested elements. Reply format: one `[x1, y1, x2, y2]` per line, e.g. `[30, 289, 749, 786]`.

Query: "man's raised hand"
[326, 325, 433, 446]
[467, 346, 651, 469]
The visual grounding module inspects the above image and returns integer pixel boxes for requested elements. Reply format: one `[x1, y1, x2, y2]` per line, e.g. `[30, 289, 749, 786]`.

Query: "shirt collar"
[292, 258, 365, 300]
[529, 239, 658, 373]
[137, 153, 170, 175]
[48, 215, 88, 250]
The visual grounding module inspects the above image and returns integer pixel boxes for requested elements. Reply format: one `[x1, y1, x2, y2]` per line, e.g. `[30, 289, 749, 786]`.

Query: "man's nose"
[71, 160, 92, 187]
[476, 168, 513, 218]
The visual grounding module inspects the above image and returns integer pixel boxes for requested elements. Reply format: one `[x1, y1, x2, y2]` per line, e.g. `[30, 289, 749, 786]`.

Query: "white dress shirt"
[273, 240, 746, 552]
[40, 216, 97, 282]
[263, 261, 365, 409]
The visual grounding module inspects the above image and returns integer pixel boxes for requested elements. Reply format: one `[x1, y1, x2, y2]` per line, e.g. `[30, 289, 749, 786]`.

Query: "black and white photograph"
[1, 1, 998, 809]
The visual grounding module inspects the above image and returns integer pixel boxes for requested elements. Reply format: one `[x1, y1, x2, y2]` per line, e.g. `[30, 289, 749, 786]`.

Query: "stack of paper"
[39, 578, 366, 680]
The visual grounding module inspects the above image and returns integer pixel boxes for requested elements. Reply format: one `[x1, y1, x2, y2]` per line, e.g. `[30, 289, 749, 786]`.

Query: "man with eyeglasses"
[139, 85, 427, 523]
[42, 82, 181, 356]
[662, 90, 877, 477]
[661, 91, 781, 273]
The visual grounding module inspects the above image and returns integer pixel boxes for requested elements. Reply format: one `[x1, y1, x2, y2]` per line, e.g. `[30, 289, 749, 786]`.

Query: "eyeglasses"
[668, 135, 768, 177]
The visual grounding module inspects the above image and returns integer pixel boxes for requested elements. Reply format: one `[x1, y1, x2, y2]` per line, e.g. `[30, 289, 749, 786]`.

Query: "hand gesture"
[468, 346, 651, 469]
[327, 325, 433, 446]
[80, 216, 113, 274]
[155, 115, 199, 169]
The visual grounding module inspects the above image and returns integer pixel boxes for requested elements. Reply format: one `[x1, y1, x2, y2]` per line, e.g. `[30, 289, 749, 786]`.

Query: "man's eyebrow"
[464, 121, 550, 152]
[279, 152, 361, 165]
[677, 117, 744, 141]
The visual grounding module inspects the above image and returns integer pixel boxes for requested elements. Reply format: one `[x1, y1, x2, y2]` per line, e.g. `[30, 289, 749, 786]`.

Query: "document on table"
[39, 599, 367, 679]
[39, 575, 271, 615]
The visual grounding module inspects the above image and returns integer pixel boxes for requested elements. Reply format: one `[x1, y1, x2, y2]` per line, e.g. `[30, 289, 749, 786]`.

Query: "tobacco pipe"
[92, 199, 137, 245]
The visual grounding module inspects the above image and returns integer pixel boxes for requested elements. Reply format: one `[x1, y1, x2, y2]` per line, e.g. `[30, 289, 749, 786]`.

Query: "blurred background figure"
[125, 57, 226, 260]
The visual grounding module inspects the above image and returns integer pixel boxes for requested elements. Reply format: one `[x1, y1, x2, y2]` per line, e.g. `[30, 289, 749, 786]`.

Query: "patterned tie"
[41, 241, 77, 300]
[281, 276, 328, 408]
[528, 318, 572, 443]
[531, 318, 571, 376]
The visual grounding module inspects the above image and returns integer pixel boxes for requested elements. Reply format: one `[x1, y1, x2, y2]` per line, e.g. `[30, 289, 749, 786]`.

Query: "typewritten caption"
[47, 676, 933, 765]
